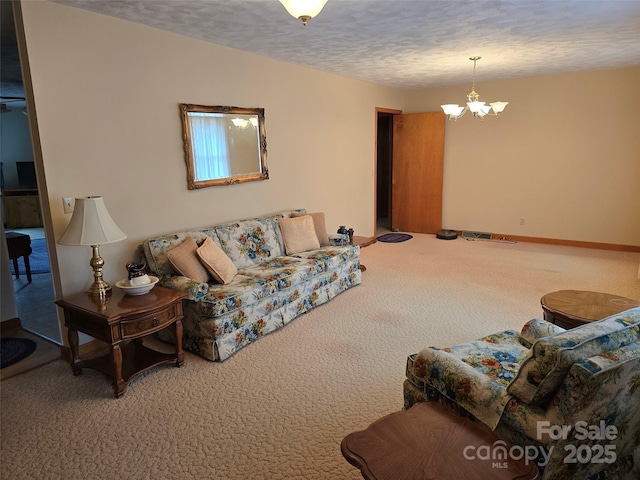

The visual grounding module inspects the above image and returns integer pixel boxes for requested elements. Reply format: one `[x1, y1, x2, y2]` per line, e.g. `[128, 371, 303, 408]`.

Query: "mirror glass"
[179, 104, 268, 189]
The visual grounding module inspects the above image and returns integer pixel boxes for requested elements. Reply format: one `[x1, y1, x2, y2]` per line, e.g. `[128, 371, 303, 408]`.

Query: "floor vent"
[461, 231, 493, 240]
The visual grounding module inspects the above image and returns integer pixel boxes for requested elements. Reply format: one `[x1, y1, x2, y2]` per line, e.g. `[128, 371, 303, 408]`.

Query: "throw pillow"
[291, 211, 330, 246]
[166, 236, 210, 283]
[196, 237, 238, 284]
[279, 215, 320, 255]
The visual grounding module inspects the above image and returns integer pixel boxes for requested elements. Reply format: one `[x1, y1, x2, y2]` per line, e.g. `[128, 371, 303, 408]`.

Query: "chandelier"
[279, 0, 328, 26]
[441, 57, 508, 121]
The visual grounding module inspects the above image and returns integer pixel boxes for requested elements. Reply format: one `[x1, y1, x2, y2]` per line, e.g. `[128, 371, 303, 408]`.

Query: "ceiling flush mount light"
[279, 0, 328, 26]
[441, 57, 508, 121]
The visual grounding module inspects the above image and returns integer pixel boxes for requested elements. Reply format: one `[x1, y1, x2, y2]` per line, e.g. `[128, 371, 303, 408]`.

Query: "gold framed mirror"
[179, 104, 268, 189]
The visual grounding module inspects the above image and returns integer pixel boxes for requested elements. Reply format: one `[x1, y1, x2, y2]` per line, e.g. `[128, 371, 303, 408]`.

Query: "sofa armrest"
[328, 233, 350, 246]
[157, 275, 209, 301]
[413, 346, 514, 429]
[519, 318, 566, 348]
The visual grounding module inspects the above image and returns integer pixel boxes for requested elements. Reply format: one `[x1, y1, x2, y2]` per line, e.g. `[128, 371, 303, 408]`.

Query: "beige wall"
[405, 67, 640, 246]
[20, 1, 404, 297]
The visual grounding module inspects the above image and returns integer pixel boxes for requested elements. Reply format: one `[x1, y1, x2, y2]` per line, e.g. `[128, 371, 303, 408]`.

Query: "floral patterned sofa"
[404, 307, 640, 480]
[139, 209, 361, 361]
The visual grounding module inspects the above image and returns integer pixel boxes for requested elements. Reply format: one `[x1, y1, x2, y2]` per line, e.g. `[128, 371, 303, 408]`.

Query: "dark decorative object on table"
[347, 228, 354, 244]
[126, 262, 147, 280]
[337, 226, 348, 235]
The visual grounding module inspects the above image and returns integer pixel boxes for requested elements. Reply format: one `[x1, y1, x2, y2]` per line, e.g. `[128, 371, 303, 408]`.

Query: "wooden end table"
[352, 235, 376, 272]
[342, 401, 539, 480]
[352, 235, 376, 248]
[5, 232, 32, 282]
[540, 290, 640, 330]
[56, 286, 187, 398]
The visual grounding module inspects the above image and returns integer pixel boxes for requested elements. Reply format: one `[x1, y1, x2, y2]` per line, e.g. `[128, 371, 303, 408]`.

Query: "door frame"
[374, 107, 402, 236]
[2, 1, 63, 343]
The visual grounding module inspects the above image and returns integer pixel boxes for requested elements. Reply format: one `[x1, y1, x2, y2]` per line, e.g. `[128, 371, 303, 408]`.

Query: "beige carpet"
[1, 235, 639, 479]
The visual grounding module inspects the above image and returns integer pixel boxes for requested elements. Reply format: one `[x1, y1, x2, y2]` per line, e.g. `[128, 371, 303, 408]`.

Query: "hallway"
[7, 227, 60, 343]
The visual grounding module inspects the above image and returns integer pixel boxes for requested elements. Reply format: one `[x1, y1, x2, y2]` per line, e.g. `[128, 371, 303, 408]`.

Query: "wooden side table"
[352, 235, 376, 248]
[342, 402, 539, 480]
[56, 286, 187, 398]
[540, 290, 640, 329]
[5, 232, 32, 282]
[352, 235, 376, 272]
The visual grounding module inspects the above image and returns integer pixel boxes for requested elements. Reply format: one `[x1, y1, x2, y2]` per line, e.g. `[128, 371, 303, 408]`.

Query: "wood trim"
[455, 231, 640, 252]
[1, 318, 22, 334]
[375, 108, 403, 114]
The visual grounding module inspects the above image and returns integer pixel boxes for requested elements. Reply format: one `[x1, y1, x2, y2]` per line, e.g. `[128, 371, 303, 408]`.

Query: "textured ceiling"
[5, 0, 640, 97]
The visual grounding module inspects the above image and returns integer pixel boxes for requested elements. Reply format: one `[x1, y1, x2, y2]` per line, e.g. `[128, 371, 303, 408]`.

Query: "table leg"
[22, 255, 31, 283]
[111, 344, 126, 398]
[67, 327, 83, 376]
[175, 319, 184, 367]
[11, 258, 20, 279]
[23, 255, 32, 283]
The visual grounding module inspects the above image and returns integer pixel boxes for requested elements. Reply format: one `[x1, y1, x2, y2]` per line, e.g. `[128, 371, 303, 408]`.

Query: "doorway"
[1, 2, 60, 344]
[375, 108, 402, 235]
[375, 108, 445, 236]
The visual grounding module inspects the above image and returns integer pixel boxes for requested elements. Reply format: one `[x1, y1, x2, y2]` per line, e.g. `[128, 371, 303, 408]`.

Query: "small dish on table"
[115, 275, 159, 295]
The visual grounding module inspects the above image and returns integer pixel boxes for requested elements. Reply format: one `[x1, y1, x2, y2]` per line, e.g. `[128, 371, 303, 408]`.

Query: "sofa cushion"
[215, 218, 285, 269]
[197, 237, 238, 284]
[291, 212, 330, 246]
[197, 257, 319, 317]
[279, 215, 321, 255]
[142, 228, 221, 276]
[507, 307, 640, 406]
[166, 236, 210, 283]
[292, 244, 360, 271]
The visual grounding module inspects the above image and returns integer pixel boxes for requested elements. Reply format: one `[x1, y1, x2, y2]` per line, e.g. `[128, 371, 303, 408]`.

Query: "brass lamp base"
[87, 245, 112, 300]
[87, 279, 112, 299]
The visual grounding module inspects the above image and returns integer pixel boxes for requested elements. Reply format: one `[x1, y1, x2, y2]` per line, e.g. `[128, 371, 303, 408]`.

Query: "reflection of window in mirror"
[188, 113, 231, 180]
[179, 104, 268, 189]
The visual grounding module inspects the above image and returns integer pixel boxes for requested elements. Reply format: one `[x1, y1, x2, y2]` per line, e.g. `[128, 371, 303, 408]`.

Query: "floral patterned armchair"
[404, 307, 640, 480]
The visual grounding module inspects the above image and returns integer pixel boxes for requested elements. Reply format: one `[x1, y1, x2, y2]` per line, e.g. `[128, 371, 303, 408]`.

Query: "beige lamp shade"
[59, 196, 126, 299]
[59, 196, 127, 246]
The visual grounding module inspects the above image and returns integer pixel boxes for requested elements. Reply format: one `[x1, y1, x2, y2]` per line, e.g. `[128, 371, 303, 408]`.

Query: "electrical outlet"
[62, 197, 74, 214]
[520, 217, 525, 225]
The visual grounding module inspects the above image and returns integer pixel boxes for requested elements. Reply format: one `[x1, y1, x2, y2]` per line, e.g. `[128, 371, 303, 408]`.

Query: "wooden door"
[391, 112, 445, 234]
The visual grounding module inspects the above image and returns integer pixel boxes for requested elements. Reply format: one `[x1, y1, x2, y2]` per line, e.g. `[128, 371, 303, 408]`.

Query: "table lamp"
[58, 196, 127, 299]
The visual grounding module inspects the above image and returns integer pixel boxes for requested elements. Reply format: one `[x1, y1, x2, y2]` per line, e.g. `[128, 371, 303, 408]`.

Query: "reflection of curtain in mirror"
[188, 114, 230, 180]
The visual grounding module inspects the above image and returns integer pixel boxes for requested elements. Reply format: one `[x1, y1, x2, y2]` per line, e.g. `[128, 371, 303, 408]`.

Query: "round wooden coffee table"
[540, 290, 640, 330]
